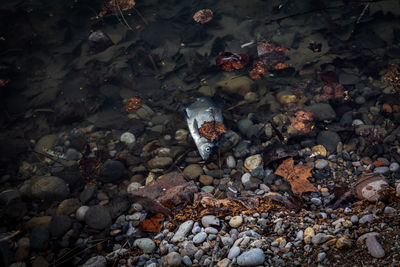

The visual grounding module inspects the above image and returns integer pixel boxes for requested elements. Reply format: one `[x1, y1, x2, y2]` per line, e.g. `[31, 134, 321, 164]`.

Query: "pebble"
[201, 215, 220, 227]
[315, 159, 328, 169]
[336, 235, 352, 249]
[120, 132, 136, 147]
[31, 176, 69, 201]
[199, 175, 213, 185]
[166, 252, 182, 267]
[305, 103, 336, 121]
[217, 258, 231, 267]
[148, 157, 173, 169]
[98, 160, 126, 183]
[133, 238, 156, 253]
[193, 232, 207, 244]
[397, 183, 400, 196]
[317, 131, 341, 153]
[205, 227, 218, 234]
[84, 205, 112, 230]
[50, 215, 72, 237]
[228, 246, 241, 259]
[384, 206, 396, 213]
[317, 252, 326, 262]
[183, 164, 203, 180]
[244, 154, 263, 172]
[359, 214, 374, 224]
[175, 129, 189, 142]
[241, 173, 251, 184]
[171, 220, 194, 242]
[182, 255, 192, 266]
[229, 216, 243, 228]
[312, 233, 329, 245]
[366, 235, 385, 258]
[238, 119, 253, 135]
[390, 162, 400, 172]
[226, 155, 236, 168]
[374, 166, 390, 174]
[30, 227, 49, 250]
[237, 248, 265, 266]
[311, 198, 322, 206]
[56, 198, 80, 216]
[350, 215, 359, 223]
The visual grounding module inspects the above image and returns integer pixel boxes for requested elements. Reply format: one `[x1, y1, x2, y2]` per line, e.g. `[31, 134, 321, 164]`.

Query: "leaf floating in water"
[248, 60, 266, 80]
[193, 9, 213, 24]
[216, 52, 249, 72]
[319, 83, 344, 100]
[98, 0, 136, 17]
[275, 158, 317, 196]
[289, 110, 314, 135]
[124, 97, 142, 113]
[199, 121, 227, 141]
[274, 63, 291, 70]
[139, 213, 165, 233]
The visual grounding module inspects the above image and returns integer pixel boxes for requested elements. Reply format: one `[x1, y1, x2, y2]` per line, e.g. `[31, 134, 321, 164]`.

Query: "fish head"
[197, 137, 216, 160]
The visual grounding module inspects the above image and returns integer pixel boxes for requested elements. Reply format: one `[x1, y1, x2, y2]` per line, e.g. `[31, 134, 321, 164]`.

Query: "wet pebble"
[133, 238, 156, 253]
[148, 157, 173, 169]
[183, 164, 203, 180]
[226, 155, 236, 168]
[366, 235, 385, 258]
[50, 215, 72, 237]
[202, 215, 220, 227]
[359, 214, 373, 224]
[244, 154, 263, 172]
[182, 255, 192, 266]
[317, 252, 326, 262]
[229, 216, 243, 228]
[374, 166, 390, 174]
[317, 131, 341, 153]
[82, 255, 107, 267]
[84, 205, 111, 230]
[31, 176, 69, 201]
[172, 220, 194, 242]
[98, 160, 126, 183]
[315, 159, 328, 170]
[166, 252, 182, 267]
[193, 232, 207, 244]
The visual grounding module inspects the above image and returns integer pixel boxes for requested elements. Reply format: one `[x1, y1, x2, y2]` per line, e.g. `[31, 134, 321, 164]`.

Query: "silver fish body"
[184, 97, 224, 160]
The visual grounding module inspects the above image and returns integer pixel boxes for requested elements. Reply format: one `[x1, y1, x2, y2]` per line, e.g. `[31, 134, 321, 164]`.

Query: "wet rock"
[201, 215, 220, 227]
[237, 248, 265, 266]
[229, 216, 243, 228]
[312, 233, 329, 245]
[120, 132, 136, 147]
[226, 155, 236, 168]
[166, 252, 182, 266]
[24, 216, 52, 229]
[216, 76, 255, 97]
[355, 173, 388, 202]
[315, 159, 328, 169]
[148, 157, 173, 169]
[30, 227, 49, 250]
[31, 176, 69, 201]
[199, 175, 213, 185]
[87, 30, 114, 55]
[50, 215, 72, 237]
[84, 205, 112, 230]
[34, 134, 58, 154]
[218, 258, 230, 267]
[305, 103, 336, 121]
[317, 252, 326, 262]
[15, 237, 30, 261]
[359, 214, 374, 224]
[238, 119, 253, 135]
[171, 220, 194, 242]
[56, 198, 80, 215]
[76, 206, 89, 221]
[98, 160, 126, 183]
[183, 164, 203, 180]
[244, 154, 262, 172]
[339, 72, 360, 85]
[317, 131, 341, 153]
[374, 166, 390, 174]
[82, 255, 107, 267]
[336, 235, 352, 249]
[0, 189, 20, 205]
[32, 256, 49, 267]
[133, 238, 156, 253]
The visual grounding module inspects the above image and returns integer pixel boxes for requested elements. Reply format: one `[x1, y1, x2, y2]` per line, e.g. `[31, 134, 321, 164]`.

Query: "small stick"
[0, 230, 20, 242]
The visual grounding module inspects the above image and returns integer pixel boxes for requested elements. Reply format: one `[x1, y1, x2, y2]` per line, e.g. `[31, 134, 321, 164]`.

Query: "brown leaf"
[198, 121, 227, 141]
[257, 41, 289, 67]
[216, 52, 249, 72]
[274, 158, 317, 196]
[98, 0, 136, 17]
[193, 9, 213, 24]
[139, 213, 165, 233]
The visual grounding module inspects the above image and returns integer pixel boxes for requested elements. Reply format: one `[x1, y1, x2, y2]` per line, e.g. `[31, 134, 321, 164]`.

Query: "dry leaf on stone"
[274, 158, 317, 196]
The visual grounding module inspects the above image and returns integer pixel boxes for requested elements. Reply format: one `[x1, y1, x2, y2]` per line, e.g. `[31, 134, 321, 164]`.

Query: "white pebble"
[120, 132, 136, 146]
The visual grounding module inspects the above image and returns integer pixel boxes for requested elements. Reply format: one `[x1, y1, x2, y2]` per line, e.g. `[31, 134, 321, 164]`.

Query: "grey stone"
[312, 233, 329, 245]
[315, 159, 328, 170]
[374, 166, 390, 174]
[182, 255, 192, 266]
[166, 252, 182, 267]
[237, 248, 265, 266]
[201, 215, 220, 227]
[339, 73, 360, 85]
[84, 205, 111, 230]
[82, 256, 107, 267]
[148, 157, 173, 169]
[193, 232, 207, 244]
[171, 220, 194, 242]
[228, 246, 241, 259]
[317, 252, 326, 262]
[31, 176, 69, 201]
[98, 160, 126, 183]
[317, 131, 341, 153]
[359, 214, 374, 224]
[50, 215, 72, 237]
[133, 238, 156, 253]
[305, 103, 336, 121]
[30, 227, 49, 250]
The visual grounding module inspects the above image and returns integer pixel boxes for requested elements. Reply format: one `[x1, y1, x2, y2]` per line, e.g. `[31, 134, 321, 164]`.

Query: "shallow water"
[1, 0, 400, 266]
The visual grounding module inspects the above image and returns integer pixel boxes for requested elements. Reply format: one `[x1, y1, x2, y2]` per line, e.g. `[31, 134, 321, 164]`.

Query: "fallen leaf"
[198, 121, 227, 141]
[139, 213, 165, 233]
[98, 0, 136, 17]
[248, 60, 266, 80]
[257, 41, 289, 67]
[274, 158, 317, 196]
[193, 9, 213, 24]
[216, 52, 249, 72]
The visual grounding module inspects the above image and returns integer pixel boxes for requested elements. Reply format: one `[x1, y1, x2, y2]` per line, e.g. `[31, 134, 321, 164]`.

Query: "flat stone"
[229, 216, 243, 228]
[148, 157, 173, 169]
[244, 154, 263, 172]
[305, 103, 336, 121]
[31, 176, 69, 201]
[315, 159, 328, 169]
[228, 246, 241, 259]
[133, 238, 156, 253]
[201, 215, 220, 227]
[166, 252, 182, 267]
[183, 164, 203, 180]
[193, 232, 207, 244]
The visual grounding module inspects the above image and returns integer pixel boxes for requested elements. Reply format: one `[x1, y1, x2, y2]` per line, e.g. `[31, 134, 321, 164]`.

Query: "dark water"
[0, 0, 400, 265]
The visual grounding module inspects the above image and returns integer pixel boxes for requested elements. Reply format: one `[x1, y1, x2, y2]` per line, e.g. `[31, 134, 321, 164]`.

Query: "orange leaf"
[139, 213, 165, 233]
[275, 158, 317, 196]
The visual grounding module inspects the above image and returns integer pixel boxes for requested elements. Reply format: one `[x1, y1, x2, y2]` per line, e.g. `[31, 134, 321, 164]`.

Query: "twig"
[0, 230, 20, 242]
[133, 7, 148, 25]
[114, 0, 134, 31]
[356, 3, 370, 24]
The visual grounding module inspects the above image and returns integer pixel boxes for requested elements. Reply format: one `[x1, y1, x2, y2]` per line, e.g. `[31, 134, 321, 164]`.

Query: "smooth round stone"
[31, 176, 69, 201]
[317, 131, 341, 153]
[244, 154, 263, 172]
[237, 119, 253, 135]
[183, 164, 203, 180]
[205, 227, 218, 234]
[76, 206, 89, 221]
[229, 216, 243, 228]
[175, 129, 189, 142]
[193, 232, 207, 244]
[241, 173, 251, 185]
[305, 103, 336, 121]
[199, 175, 213, 186]
[228, 246, 241, 259]
[84, 205, 111, 230]
[352, 119, 364, 126]
[171, 220, 194, 242]
[226, 155, 236, 169]
[317, 252, 326, 262]
[311, 198, 322, 206]
[355, 96, 366, 104]
[98, 160, 126, 183]
[148, 157, 173, 169]
[120, 132, 136, 146]
[201, 215, 220, 227]
[65, 148, 80, 160]
[237, 248, 265, 266]
[315, 159, 328, 169]
[166, 252, 182, 267]
[127, 182, 141, 193]
[182, 255, 192, 266]
[390, 162, 400, 172]
[359, 214, 373, 224]
[350, 215, 359, 223]
[134, 238, 156, 253]
[50, 215, 72, 237]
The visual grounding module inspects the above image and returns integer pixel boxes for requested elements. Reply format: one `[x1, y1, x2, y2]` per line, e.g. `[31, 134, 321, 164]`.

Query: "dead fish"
[184, 97, 224, 160]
